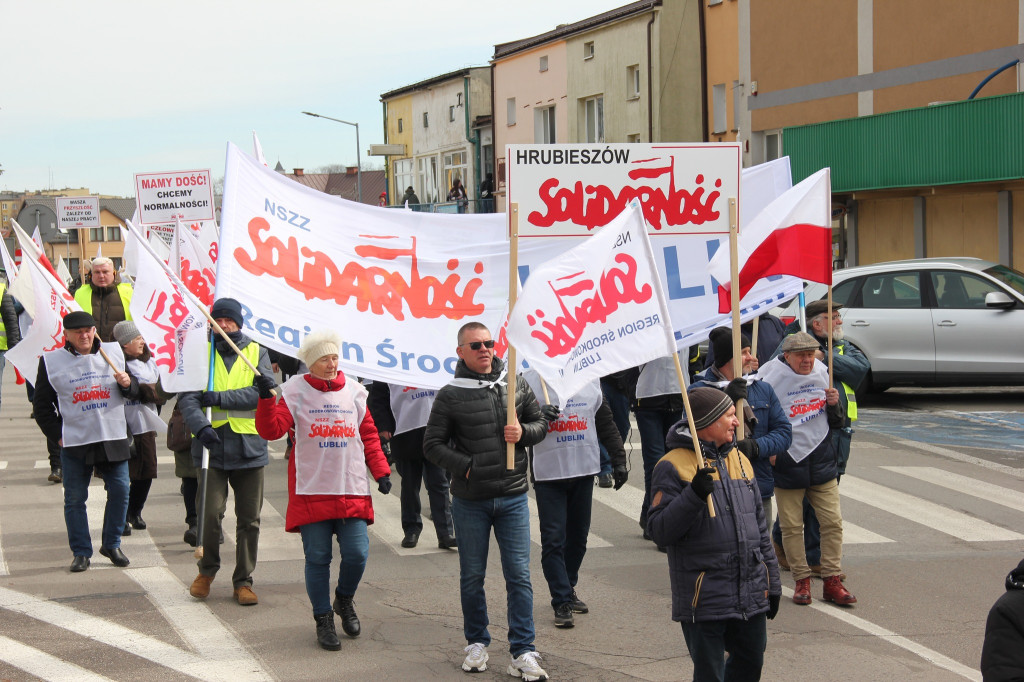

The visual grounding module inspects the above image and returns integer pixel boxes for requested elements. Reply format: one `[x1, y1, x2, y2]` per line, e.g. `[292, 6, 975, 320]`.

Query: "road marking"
[34, 460, 48, 469]
[890, 437, 1024, 478]
[841, 521, 893, 544]
[882, 466, 1024, 513]
[526, 494, 611, 549]
[779, 586, 981, 681]
[0, 461, 7, 469]
[0, 584, 271, 682]
[86, 491, 165, 569]
[592, 480, 644, 525]
[841, 475, 1024, 542]
[0, 635, 114, 682]
[367, 487, 449, 556]
[219, 496, 304, 561]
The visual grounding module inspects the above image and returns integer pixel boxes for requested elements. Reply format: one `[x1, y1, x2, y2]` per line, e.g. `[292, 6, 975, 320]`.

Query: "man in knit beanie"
[647, 386, 781, 681]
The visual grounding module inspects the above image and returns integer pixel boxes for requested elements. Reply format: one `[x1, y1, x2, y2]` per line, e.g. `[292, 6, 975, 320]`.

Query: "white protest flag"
[0, 230, 17, 280]
[30, 226, 44, 251]
[11, 219, 76, 307]
[174, 218, 217, 307]
[506, 202, 676, 399]
[148, 231, 170, 262]
[95, 243, 103, 259]
[56, 256, 72, 286]
[125, 221, 209, 391]
[252, 131, 269, 166]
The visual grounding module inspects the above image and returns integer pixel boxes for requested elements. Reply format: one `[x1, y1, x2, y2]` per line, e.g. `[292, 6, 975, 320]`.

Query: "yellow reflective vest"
[0, 283, 7, 351]
[74, 283, 134, 320]
[210, 342, 260, 434]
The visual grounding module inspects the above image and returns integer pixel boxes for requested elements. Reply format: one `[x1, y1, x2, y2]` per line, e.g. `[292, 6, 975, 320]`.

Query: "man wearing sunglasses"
[425, 322, 556, 681]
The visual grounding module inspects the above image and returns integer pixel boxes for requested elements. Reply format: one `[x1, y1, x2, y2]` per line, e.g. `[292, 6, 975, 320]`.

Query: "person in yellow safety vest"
[769, 298, 870, 576]
[73, 257, 133, 343]
[0, 279, 24, 409]
[176, 297, 273, 607]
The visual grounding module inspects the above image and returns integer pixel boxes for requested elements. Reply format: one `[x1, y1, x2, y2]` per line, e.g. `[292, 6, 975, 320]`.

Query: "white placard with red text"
[134, 169, 215, 226]
[55, 196, 100, 229]
[506, 143, 741, 237]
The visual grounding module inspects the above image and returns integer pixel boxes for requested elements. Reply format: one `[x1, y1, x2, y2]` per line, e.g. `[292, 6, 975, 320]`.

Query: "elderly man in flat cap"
[33, 310, 139, 573]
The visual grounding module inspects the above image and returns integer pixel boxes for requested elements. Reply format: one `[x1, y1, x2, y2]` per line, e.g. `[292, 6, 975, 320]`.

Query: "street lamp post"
[302, 111, 362, 204]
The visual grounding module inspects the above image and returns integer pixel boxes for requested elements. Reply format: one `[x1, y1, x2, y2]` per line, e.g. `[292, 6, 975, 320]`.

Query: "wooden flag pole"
[751, 316, 760, 361]
[672, 353, 715, 518]
[728, 198, 746, 440]
[827, 285, 834, 387]
[506, 204, 520, 470]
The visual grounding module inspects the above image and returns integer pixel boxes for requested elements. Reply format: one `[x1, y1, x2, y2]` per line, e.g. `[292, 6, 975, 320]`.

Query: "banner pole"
[194, 348, 217, 560]
[672, 353, 715, 518]
[506, 204, 520, 471]
[751, 316, 760, 361]
[728, 197, 746, 440]
[827, 285, 834, 387]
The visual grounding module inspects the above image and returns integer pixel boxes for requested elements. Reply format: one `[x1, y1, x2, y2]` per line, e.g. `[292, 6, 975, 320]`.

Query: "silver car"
[780, 257, 1024, 392]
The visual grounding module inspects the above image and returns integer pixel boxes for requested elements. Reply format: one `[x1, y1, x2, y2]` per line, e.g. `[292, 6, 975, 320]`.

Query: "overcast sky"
[1, 0, 626, 197]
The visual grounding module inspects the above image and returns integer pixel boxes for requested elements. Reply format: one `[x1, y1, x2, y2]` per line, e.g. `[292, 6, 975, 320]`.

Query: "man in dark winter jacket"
[693, 326, 792, 525]
[0, 278, 23, 412]
[648, 386, 781, 682]
[424, 322, 553, 680]
[981, 557, 1024, 681]
[758, 332, 855, 607]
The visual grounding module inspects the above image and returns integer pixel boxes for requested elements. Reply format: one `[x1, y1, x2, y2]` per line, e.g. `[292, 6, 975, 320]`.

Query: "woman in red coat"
[255, 330, 392, 652]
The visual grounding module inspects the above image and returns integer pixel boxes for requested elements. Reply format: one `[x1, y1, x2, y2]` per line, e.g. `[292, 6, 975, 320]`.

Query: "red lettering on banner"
[789, 398, 825, 418]
[179, 256, 215, 307]
[233, 218, 485, 321]
[308, 421, 357, 438]
[526, 253, 652, 358]
[528, 160, 722, 232]
[547, 416, 589, 433]
[72, 387, 111, 404]
[142, 287, 191, 372]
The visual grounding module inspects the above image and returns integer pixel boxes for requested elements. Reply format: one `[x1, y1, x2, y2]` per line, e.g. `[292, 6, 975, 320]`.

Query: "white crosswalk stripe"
[840, 475, 1024, 542]
[0, 635, 115, 682]
[881, 466, 1024, 514]
[526, 494, 611, 549]
[368, 487, 451, 556]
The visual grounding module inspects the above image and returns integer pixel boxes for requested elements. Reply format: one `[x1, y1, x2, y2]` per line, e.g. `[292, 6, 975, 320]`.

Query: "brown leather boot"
[823, 575, 857, 605]
[793, 577, 812, 605]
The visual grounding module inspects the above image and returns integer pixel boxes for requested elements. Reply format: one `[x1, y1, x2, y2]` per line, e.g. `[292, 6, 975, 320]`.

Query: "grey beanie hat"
[112, 320, 141, 347]
[688, 386, 734, 430]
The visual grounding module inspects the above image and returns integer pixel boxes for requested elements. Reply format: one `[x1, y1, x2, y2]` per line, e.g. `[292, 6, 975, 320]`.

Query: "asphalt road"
[0, 370, 1021, 681]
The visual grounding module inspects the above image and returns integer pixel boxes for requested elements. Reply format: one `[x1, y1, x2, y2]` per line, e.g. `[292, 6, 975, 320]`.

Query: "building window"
[583, 41, 595, 60]
[627, 133, 641, 143]
[507, 97, 516, 126]
[539, 55, 548, 72]
[397, 118, 403, 133]
[583, 95, 604, 143]
[107, 225, 121, 241]
[422, 112, 429, 128]
[89, 227, 104, 242]
[394, 158, 414, 202]
[627, 65, 641, 99]
[712, 83, 727, 134]
[450, 105, 456, 122]
[765, 130, 782, 161]
[443, 151, 468, 198]
[534, 106, 556, 143]
[417, 156, 439, 203]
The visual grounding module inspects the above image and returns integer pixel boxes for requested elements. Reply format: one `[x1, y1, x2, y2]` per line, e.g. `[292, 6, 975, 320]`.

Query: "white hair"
[91, 257, 114, 270]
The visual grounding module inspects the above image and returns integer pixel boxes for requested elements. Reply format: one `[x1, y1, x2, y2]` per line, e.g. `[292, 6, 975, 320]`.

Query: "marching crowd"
[4, 259, 1019, 682]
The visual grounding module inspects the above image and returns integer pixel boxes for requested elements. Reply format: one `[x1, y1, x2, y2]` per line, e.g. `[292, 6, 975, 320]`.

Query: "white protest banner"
[217, 142, 511, 389]
[134, 168, 215, 226]
[506, 143, 740, 237]
[55, 196, 100, 230]
[56, 256, 72, 286]
[173, 218, 216, 307]
[507, 202, 676, 399]
[4, 256, 78, 380]
[125, 221, 209, 391]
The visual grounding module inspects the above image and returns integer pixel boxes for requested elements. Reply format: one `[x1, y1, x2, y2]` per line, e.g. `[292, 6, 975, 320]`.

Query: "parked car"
[776, 257, 1024, 392]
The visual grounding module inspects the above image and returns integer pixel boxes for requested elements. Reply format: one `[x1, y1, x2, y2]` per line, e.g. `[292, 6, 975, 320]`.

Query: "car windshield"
[984, 265, 1024, 297]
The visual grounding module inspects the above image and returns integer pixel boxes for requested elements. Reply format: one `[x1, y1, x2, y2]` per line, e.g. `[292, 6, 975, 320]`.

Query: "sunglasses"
[461, 340, 495, 351]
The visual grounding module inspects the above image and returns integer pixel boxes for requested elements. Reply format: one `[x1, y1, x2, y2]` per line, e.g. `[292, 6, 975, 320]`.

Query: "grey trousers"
[197, 466, 265, 588]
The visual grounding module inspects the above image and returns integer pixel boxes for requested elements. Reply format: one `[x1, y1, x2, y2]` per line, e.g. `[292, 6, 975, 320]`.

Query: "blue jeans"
[534, 476, 593, 608]
[681, 614, 767, 682]
[451, 493, 535, 657]
[771, 496, 822, 566]
[299, 518, 369, 615]
[61, 450, 129, 557]
[634, 408, 681, 527]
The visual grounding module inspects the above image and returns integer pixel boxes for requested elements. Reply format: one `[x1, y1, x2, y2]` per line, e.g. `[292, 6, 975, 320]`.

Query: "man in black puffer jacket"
[424, 322, 553, 680]
[982, 557, 1024, 681]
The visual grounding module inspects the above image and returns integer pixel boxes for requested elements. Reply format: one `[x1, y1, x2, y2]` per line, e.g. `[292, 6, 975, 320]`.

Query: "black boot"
[314, 612, 341, 651]
[333, 594, 360, 637]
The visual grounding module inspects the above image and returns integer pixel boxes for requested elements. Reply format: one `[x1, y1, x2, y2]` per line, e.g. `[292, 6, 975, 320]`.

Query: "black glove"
[767, 593, 780, 620]
[690, 467, 716, 500]
[377, 475, 392, 495]
[612, 465, 628, 490]
[725, 377, 748, 404]
[736, 438, 759, 460]
[199, 392, 220, 408]
[196, 425, 221, 449]
[255, 374, 276, 399]
[540, 404, 561, 421]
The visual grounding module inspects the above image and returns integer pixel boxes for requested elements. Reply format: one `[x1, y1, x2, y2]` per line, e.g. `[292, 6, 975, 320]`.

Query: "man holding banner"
[181, 298, 273, 606]
[33, 311, 140, 573]
[423, 322, 553, 680]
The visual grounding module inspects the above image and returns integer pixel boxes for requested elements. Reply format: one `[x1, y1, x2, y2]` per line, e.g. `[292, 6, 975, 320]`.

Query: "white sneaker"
[462, 642, 488, 672]
[507, 651, 548, 680]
